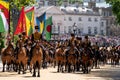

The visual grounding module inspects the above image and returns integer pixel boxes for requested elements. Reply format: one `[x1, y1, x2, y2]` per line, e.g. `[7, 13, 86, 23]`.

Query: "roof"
[60, 6, 100, 16]
[35, 6, 100, 16]
[35, 6, 65, 16]
[83, 2, 111, 8]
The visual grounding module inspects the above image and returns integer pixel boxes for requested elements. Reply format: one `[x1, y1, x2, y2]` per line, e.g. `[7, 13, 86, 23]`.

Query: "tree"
[69, 0, 83, 4]
[106, 0, 120, 24]
[9, 0, 35, 10]
[8, 0, 36, 33]
[0, 0, 36, 48]
[9, 0, 36, 44]
[57, 0, 83, 6]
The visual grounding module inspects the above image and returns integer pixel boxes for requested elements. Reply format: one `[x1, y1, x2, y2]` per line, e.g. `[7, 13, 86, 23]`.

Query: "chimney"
[63, 0, 68, 7]
[88, 1, 96, 8]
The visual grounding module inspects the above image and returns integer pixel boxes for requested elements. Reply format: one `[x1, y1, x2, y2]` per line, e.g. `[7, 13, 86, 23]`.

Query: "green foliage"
[9, 0, 36, 10]
[57, 0, 63, 6]
[57, 0, 83, 6]
[0, 32, 6, 49]
[69, 0, 83, 4]
[13, 35, 19, 47]
[106, 0, 120, 24]
[0, 39, 5, 48]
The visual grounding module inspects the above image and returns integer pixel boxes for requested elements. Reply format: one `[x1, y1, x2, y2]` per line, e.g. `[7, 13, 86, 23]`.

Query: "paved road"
[0, 61, 120, 80]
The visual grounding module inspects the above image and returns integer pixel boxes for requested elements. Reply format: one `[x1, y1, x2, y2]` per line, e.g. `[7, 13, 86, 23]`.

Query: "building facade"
[36, 6, 106, 40]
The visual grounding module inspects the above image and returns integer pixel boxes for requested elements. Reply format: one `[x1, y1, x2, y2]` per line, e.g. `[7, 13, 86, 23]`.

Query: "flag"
[36, 12, 46, 34]
[25, 7, 34, 36]
[14, 7, 25, 35]
[46, 16, 52, 41]
[0, 1, 9, 24]
[0, 1, 9, 10]
[0, 11, 8, 32]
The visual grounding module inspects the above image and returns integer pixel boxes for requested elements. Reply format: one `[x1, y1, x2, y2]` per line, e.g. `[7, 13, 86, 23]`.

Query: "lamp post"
[73, 22, 77, 35]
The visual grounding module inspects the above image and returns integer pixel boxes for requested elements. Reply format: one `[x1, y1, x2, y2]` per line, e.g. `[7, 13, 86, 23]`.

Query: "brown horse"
[81, 48, 93, 73]
[55, 46, 66, 72]
[65, 46, 80, 73]
[30, 41, 43, 77]
[17, 39, 28, 74]
[1, 42, 14, 72]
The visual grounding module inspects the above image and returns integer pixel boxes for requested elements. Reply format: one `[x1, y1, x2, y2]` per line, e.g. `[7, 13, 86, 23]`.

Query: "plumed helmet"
[85, 35, 88, 39]
[22, 32, 26, 35]
[35, 25, 39, 29]
[71, 33, 75, 37]
[76, 37, 82, 40]
[18, 34, 22, 38]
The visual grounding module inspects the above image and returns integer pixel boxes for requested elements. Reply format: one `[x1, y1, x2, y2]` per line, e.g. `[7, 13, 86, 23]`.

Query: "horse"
[55, 45, 66, 72]
[30, 41, 43, 77]
[24, 38, 32, 70]
[1, 42, 14, 72]
[17, 39, 28, 74]
[110, 48, 119, 66]
[65, 45, 80, 73]
[81, 48, 93, 73]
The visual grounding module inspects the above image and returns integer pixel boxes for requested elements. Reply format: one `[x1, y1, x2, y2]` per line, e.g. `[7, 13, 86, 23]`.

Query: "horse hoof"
[32, 74, 36, 77]
[37, 75, 40, 77]
[18, 72, 20, 74]
[23, 72, 26, 74]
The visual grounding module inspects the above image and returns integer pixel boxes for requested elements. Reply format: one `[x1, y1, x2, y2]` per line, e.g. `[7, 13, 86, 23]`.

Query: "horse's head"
[18, 39, 24, 48]
[35, 41, 40, 49]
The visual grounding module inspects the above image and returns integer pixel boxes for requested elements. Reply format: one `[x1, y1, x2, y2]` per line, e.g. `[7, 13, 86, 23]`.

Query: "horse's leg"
[7, 63, 10, 72]
[76, 61, 80, 71]
[73, 64, 76, 72]
[22, 63, 26, 74]
[65, 62, 67, 72]
[18, 63, 21, 74]
[68, 63, 71, 73]
[37, 63, 40, 77]
[32, 64, 36, 77]
[83, 63, 86, 74]
[57, 61, 60, 72]
[61, 62, 64, 73]
[2, 62, 5, 72]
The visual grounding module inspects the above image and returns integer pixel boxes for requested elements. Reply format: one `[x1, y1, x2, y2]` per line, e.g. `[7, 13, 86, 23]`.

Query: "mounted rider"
[5, 33, 14, 52]
[31, 25, 42, 43]
[83, 35, 93, 58]
[30, 25, 42, 60]
[76, 37, 83, 52]
[21, 32, 27, 44]
[66, 33, 79, 52]
[69, 33, 76, 47]
[6, 33, 13, 46]
[83, 35, 91, 49]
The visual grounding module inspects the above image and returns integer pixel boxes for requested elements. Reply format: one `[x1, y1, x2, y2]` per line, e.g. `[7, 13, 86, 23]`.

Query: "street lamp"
[73, 22, 77, 35]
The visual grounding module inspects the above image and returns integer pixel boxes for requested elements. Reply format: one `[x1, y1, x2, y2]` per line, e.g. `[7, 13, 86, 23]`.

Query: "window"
[78, 29, 81, 35]
[64, 17, 66, 21]
[78, 17, 82, 21]
[88, 27, 91, 35]
[94, 27, 97, 34]
[101, 22, 104, 26]
[88, 17, 92, 21]
[69, 26, 72, 33]
[94, 18, 98, 22]
[101, 30, 104, 35]
[69, 17, 72, 21]
[64, 26, 66, 33]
